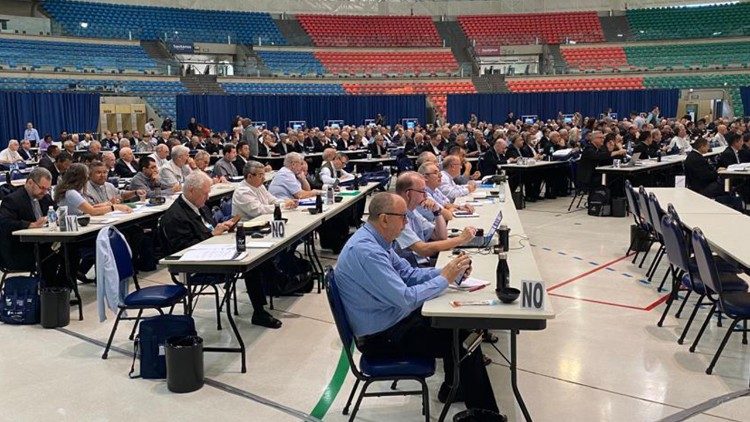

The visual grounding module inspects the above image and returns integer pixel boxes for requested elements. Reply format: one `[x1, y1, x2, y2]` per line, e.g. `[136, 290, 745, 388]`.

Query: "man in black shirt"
[685, 138, 723, 198]
[633, 130, 660, 159]
[578, 131, 626, 189]
[717, 132, 742, 169]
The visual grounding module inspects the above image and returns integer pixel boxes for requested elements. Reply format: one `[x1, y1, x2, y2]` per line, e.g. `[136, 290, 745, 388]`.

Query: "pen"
[230, 251, 242, 260]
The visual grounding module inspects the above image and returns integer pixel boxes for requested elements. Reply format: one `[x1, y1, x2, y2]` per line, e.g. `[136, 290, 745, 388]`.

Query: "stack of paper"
[179, 246, 247, 261]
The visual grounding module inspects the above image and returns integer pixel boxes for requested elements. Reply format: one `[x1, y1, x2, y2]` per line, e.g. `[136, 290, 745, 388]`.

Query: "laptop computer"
[626, 152, 642, 167]
[456, 210, 504, 248]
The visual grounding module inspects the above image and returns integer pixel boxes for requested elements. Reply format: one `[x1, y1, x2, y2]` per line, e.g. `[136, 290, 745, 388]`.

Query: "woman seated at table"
[54, 163, 133, 216]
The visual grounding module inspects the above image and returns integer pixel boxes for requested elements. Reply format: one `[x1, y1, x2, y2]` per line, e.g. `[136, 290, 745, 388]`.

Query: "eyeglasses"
[423, 172, 439, 176]
[380, 212, 408, 222]
[406, 189, 426, 195]
[251, 172, 265, 177]
[31, 178, 51, 192]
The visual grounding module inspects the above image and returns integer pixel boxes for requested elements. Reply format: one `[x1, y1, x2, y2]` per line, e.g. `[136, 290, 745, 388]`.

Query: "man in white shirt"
[0, 140, 25, 164]
[712, 124, 728, 147]
[667, 125, 692, 154]
[149, 144, 169, 169]
[23, 122, 40, 146]
[439, 155, 476, 201]
[232, 160, 297, 220]
[160, 145, 191, 190]
[319, 148, 352, 186]
[144, 118, 156, 136]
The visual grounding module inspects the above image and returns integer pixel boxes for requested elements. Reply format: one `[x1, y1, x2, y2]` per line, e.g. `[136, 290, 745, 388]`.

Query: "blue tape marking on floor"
[573, 256, 583, 260]
[529, 243, 536, 247]
[542, 247, 552, 251]
[621, 273, 632, 278]
[589, 261, 598, 266]
[605, 267, 616, 272]
[639, 279, 652, 284]
[558, 251, 567, 255]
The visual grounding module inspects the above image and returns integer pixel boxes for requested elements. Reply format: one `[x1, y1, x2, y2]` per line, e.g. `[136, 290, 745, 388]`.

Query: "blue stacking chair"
[102, 227, 187, 359]
[647, 192, 670, 289]
[624, 180, 651, 262]
[324, 268, 434, 421]
[690, 228, 750, 377]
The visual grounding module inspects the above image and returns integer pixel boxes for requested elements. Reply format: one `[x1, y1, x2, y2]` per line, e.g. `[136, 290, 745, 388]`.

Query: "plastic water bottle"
[498, 190, 506, 203]
[235, 222, 246, 252]
[47, 206, 57, 231]
[326, 185, 334, 205]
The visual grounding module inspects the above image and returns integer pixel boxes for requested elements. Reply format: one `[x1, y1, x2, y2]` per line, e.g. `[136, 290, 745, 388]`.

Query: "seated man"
[233, 141, 251, 175]
[149, 144, 169, 169]
[129, 156, 176, 197]
[101, 151, 117, 178]
[0, 167, 62, 286]
[439, 155, 476, 201]
[685, 138, 723, 198]
[232, 161, 297, 220]
[192, 150, 226, 184]
[318, 148, 352, 186]
[268, 152, 320, 200]
[160, 145, 191, 190]
[418, 162, 474, 223]
[18, 139, 34, 161]
[336, 192, 500, 413]
[632, 130, 660, 159]
[114, 147, 138, 178]
[48, 151, 73, 185]
[716, 132, 742, 169]
[394, 172, 477, 265]
[214, 144, 239, 178]
[0, 139, 25, 164]
[478, 139, 508, 177]
[368, 134, 388, 157]
[85, 161, 143, 204]
[160, 171, 281, 328]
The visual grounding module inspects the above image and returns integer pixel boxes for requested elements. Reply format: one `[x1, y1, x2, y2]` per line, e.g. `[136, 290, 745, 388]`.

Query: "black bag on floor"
[588, 186, 611, 216]
[130, 315, 196, 379]
[630, 224, 651, 252]
[269, 249, 314, 296]
[1, 276, 40, 325]
[611, 197, 627, 218]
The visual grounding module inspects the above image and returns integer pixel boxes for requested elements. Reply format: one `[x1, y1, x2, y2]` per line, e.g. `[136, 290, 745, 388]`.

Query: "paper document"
[298, 198, 316, 206]
[246, 241, 274, 248]
[472, 192, 488, 199]
[449, 277, 490, 291]
[180, 247, 247, 261]
[453, 213, 480, 218]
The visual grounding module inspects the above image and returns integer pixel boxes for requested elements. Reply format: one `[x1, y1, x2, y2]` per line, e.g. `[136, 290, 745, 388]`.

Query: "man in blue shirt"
[268, 152, 320, 200]
[336, 192, 500, 413]
[23, 122, 40, 146]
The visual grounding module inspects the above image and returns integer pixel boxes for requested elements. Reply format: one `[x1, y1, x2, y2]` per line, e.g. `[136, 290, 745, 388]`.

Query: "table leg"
[309, 235, 325, 290]
[34, 244, 42, 280]
[725, 177, 731, 192]
[62, 244, 83, 321]
[510, 329, 532, 422]
[437, 328, 461, 422]
[204, 275, 246, 373]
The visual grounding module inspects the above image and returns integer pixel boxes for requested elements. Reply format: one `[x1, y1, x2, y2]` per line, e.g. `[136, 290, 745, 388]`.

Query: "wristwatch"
[432, 210, 441, 217]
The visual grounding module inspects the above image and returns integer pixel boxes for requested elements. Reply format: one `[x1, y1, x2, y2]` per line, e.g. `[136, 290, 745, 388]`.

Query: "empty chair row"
[41, 0, 286, 45]
[0, 77, 187, 94]
[507, 77, 644, 92]
[627, 2, 750, 40]
[459, 11, 604, 45]
[342, 81, 476, 95]
[297, 15, 441, 47]
[221, 82, 347, 95]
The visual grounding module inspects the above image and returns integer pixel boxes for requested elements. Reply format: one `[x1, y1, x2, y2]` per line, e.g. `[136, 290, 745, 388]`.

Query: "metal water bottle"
[273, 203, 282, 221]
[497, 224, 510, 252]
[352, 174, 360, 190]
[315, 193, 323, 213]
[235, 222, 246, 252]
[326, 186, 334, 205]
[496, 252, 509, 292]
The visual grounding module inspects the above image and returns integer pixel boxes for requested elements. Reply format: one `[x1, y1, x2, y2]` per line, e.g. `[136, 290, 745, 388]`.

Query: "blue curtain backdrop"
[176, 94, 426, 131]
[447, 89, 679, 124]
[0, 92, 100, 149]
[740, 87, 750, 117]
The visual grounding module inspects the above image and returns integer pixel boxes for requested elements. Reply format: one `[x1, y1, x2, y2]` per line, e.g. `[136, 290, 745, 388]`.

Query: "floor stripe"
[546, 254, 633, 292]
[54, 327, 318, 421]
[549, 293, 653, 311]
[310, 347, 350, 419]
[657, 389, 750, 422]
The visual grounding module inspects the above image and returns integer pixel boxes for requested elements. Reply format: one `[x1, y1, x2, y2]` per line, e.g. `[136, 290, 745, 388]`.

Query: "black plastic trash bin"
[166, 335, 204, 393]
[40, 287, 70, 328]
[453, 408, 507, 422]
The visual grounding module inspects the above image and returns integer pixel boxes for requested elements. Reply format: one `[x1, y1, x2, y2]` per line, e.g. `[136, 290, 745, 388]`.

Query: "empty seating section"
[256, 51, 325, 75]
[0, 77, 187, 94]
[643, 74, 750, 89]
[0, 37, 157, 73]
[560, 47, 627, 70]
[627, 3, 750, 40]
[41, 0, 285, 44]
[315, 51, 459, 75]
[459, 12, 604, 47]
[343, 81, 475, 96]
[623, 42, 750, 69]
[507, 77, 644, 92]
[144, 96, 177, 120]
[221, 82, 346, 95]
[297, 15, 441, 47]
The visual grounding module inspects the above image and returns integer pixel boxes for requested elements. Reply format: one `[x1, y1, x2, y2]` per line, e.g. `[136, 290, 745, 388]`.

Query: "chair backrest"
[647, 192, 665, 237]
[624, 180, 639, 220]
[108, 226, 134, 282]
[661, 214, 690, 272]
[690, 228, 722, 295]
[667, 203, 680, 223]
[220, 196, 232, 218]
[157, 216, 174, 255]
[637, 186, 653, 230]
[324, 268, 357, 366]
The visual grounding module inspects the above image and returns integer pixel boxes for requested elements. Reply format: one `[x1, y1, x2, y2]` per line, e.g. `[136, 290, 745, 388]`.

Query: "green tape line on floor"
[310, 347, 350, 419]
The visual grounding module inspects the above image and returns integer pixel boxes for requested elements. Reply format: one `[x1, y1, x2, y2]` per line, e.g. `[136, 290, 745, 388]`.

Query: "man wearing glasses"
[336, 192, 501, 415]
[394, 172, 477, 266]
[0, 167, 62, 286]
[418, 162, 475, 223]
[232, 161, 297, 220]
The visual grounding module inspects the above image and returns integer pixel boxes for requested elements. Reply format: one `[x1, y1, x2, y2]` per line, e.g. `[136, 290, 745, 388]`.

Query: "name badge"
[271, 220, 285, 238]
[521, 280, 545, 311]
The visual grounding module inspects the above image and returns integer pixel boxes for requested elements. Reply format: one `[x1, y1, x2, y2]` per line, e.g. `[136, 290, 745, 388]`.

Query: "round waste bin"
[40, 287, 70, 328]
[166, 335, 204, 393]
